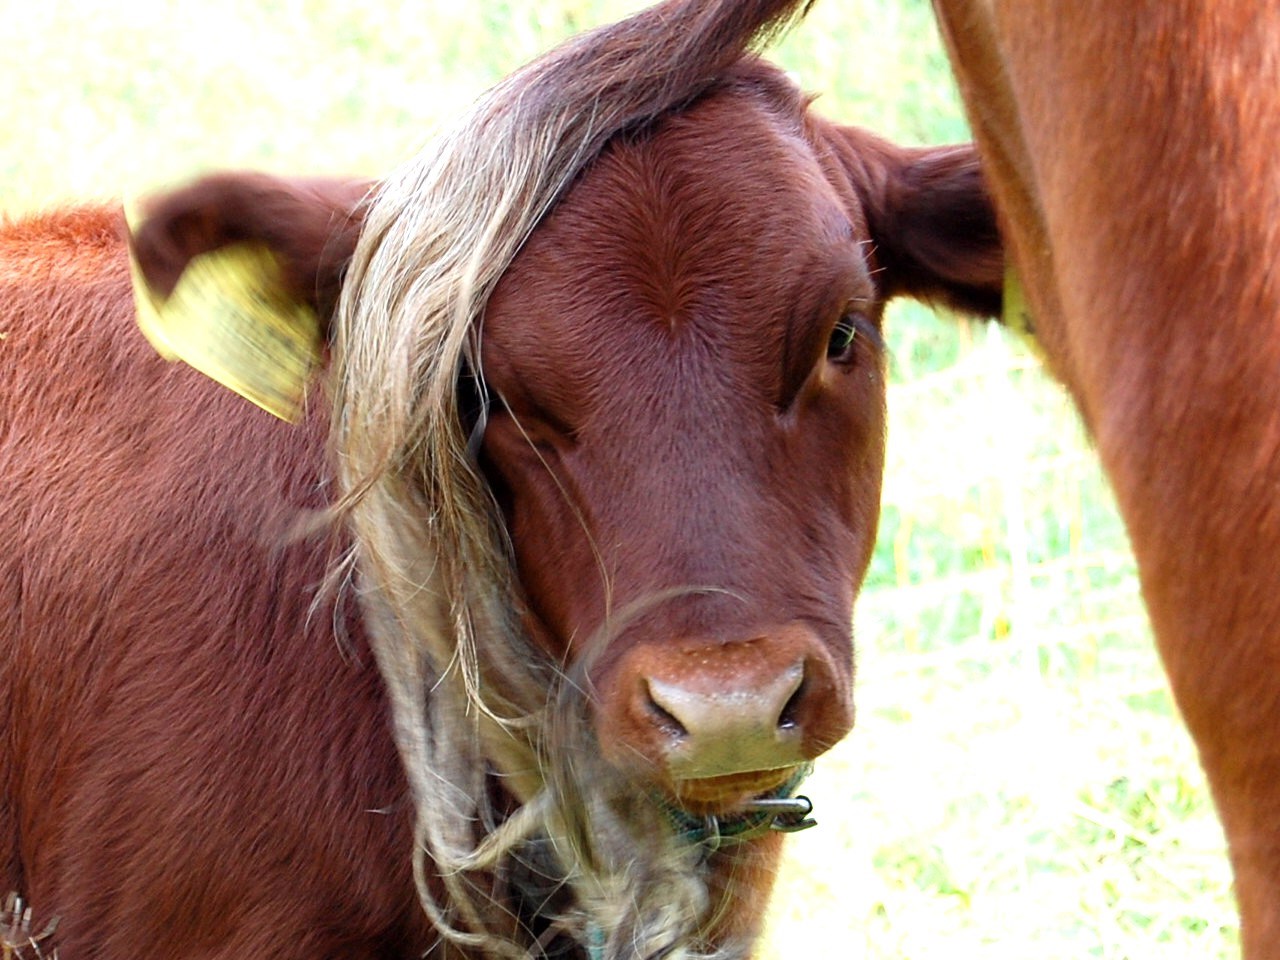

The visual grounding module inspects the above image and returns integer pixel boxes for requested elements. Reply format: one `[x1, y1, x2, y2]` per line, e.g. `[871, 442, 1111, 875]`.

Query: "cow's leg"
[1148, 611, 1280, 958]
[1216, 788, 1280, 956]
[934, 0, 1280, 953]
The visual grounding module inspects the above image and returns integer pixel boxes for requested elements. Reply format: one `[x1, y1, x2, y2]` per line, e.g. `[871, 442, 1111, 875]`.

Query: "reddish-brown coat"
[934, 1, 1280, 954]
[2, 59, 1000, 960]
[0, 206, 431, 956]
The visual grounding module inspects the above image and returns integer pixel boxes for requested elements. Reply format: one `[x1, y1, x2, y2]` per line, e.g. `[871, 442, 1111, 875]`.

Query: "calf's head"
[130, 63, 1000, 815]
[479, 64, 1001, 807]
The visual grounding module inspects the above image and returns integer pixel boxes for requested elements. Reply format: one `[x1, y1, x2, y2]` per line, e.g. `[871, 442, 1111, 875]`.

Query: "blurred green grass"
[2, 1, 1237, 956]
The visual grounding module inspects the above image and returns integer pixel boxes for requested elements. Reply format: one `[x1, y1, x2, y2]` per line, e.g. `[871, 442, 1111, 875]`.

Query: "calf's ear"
[834, 128, 1004, 317]
[127, 172, 372, 420]
[129, 172, 372, 319]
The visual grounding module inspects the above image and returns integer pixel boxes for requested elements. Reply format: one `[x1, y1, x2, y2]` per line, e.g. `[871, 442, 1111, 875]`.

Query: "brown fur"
[0, 206, 431, 957]
[934, 1, 1280, 954]
[3, 1, 1002, 956]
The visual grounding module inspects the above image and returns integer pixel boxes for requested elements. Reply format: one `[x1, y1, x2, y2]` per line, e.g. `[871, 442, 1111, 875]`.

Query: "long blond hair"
[329, 2, 813, 956]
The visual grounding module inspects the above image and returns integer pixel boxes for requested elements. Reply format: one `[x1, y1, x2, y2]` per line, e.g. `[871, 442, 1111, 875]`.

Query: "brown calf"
[2, 1, 1000, 956]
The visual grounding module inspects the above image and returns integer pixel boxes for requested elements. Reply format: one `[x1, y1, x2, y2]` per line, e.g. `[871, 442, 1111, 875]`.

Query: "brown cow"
[933, 1, 1280, 955]
[1, 1, 1000, 957]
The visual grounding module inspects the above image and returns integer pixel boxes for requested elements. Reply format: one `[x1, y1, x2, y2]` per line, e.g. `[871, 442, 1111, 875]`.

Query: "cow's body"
[933, 1, 1280, 954]
[0, 206, 431, 957]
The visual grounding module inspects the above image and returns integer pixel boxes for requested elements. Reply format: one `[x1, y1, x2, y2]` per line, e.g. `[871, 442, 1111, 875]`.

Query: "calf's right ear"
[127, 172, 372, 420]
[832, 127, 1004, 317]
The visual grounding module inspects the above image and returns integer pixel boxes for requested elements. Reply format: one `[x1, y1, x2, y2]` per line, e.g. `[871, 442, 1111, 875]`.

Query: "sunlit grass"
[3, 1, 1238, 956]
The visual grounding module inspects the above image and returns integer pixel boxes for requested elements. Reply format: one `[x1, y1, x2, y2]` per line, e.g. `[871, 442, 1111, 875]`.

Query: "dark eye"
[827, 310, 877, 364]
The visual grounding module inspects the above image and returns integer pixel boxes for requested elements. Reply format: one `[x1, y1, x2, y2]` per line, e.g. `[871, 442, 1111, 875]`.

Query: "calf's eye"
[827, 311, 869, 364]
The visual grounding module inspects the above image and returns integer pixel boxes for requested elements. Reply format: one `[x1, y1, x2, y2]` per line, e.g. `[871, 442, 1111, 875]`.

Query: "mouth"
[670, 766, 801, 815]
[658, 764, 817, 846]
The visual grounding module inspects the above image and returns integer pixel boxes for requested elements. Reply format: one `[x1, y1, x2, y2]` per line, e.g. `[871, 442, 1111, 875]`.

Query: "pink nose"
[645, 663, 806, 777]
[597, 623, 852, 782]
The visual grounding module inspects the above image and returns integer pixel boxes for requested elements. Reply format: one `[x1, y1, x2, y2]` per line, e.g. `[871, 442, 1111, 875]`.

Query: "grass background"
[2, 0, 1238, 956]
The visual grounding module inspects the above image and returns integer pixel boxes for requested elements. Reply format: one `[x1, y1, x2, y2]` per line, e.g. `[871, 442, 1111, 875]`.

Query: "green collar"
[659, 763, 817, 851]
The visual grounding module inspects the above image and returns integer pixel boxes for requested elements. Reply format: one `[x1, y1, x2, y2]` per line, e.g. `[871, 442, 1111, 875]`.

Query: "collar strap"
[659, 763, 817, 851]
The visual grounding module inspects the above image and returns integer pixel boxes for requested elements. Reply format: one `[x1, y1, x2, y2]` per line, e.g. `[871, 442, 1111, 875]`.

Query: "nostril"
[603, 636, 847, 781]
[776, 675, 808, 732]
[627, 658, 818, 779]
[643, 681, 689, 739]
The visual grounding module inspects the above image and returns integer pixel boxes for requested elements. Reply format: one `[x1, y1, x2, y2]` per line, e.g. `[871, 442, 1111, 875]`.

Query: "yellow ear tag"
[127, 206, 322, 422]
[1002, 264, 1031, 333]
[1002, 264, 1044, 359]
